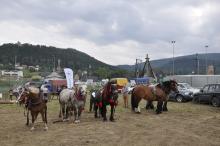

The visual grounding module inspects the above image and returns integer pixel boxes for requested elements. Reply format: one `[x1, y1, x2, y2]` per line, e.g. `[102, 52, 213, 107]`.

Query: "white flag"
[64, 68, 74, 89]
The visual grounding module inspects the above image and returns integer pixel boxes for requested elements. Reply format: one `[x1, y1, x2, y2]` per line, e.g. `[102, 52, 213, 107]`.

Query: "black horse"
[93, 81, 118, 121]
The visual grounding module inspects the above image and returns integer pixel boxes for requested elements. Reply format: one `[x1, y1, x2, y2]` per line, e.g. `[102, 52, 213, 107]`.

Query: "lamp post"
[171, 41, 176, 75]
[205, 45, 208, 75]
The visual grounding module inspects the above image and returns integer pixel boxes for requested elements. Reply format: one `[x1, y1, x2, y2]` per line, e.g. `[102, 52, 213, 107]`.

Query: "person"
[122, 85, 129, 108]
[89, 90, 96, 112]
[57, 86, 62, 96]
[9, 89, 13, 101]
[40, 84, 49, 102]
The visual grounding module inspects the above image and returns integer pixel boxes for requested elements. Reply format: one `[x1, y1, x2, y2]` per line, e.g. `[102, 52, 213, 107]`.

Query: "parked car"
[178, 83, 200, 95]
[193, 84, 220, 107]
[169, 83, 195, 102]
[169, 88, 193, 102]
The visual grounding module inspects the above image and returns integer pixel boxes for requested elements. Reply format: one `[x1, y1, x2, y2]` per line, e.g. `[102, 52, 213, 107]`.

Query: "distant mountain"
[118, 53, 220, 75]
[0, 43, 129, 79]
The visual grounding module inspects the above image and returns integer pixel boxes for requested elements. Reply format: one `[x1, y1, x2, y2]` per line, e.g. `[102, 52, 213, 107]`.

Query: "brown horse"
[93, 81, 118, 121]
[131, 80, 178, 114]
[17, 87, 48, 131]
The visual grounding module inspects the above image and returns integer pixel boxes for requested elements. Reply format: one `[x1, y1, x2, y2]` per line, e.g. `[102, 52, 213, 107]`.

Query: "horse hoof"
[156, 111, 162, 114]
[163, 108, 168, 112]
[110, 118, 115, 122]
[30, 127, 35, 131]
[74, 120, 80, 124]
[44, 127, 48, 131]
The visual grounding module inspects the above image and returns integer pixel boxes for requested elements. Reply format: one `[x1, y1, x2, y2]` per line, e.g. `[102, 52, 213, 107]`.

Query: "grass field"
[0, 94, 220, 146]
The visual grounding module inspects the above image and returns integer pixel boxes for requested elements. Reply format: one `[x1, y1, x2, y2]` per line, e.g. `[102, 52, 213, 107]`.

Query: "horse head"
[16, 90, 29, 105]
[162, 80, 178, 94]
[110, 84, 118, 102]
[169, 80, 178, 92]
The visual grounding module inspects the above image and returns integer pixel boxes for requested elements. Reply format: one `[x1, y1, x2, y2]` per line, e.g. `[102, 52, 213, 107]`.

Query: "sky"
[0, 0, 220, 65]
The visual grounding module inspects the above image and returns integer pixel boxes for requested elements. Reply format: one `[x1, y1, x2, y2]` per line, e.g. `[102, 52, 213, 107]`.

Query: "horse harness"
[150, 83, 170, 100]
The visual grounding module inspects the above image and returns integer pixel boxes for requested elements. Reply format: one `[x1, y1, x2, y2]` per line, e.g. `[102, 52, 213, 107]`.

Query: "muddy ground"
[0, 94, 220, 146]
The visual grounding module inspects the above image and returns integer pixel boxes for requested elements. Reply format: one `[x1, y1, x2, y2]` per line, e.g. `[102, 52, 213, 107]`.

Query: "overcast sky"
[0, 0, 220, 65]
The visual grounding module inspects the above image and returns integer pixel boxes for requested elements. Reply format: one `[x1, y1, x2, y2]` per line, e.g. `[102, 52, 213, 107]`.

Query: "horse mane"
[155, 80, 172, 89]
[102, 82, 112, 98]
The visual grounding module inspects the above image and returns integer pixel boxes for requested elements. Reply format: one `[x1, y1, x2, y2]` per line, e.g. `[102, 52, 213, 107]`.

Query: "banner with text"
[64, 68, 74, 89]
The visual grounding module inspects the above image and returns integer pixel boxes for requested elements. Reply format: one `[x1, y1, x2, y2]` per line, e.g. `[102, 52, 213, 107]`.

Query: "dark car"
[168, 83, 194, 102]
[193, 84, 220, 107]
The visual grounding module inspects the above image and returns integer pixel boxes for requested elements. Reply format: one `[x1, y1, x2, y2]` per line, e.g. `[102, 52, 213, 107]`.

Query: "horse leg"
[94, 104, 98, 118]
[31, 112, 38, 131]
[76, 107, 82, 123]
[41, 109, 48, 131]
[162, 101, 168, 111]
[26, 109, 29, 126]
[109, 105, 115, 122]
[89, 97, 93, 112]
[156, 100, 163, 114]
[123, 95, 126, 108]
[146, 101, 154, 110]
[131, 93, 141, 113]
[74, 105, 80, 123]
[60, 104, 63, 120]
[102, 105, 107, 121]
[134, 98, 141, 113]
[126, 95, 129, 108]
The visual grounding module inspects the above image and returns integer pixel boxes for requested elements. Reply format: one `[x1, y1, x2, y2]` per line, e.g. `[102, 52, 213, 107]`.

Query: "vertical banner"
[64, 68, 74, 89]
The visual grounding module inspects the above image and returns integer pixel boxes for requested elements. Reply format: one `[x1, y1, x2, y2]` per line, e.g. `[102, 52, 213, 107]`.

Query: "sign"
[64, 68, 74, 89]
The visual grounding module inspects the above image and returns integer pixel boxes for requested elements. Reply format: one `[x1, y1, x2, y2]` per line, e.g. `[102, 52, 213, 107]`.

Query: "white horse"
[59, 88, 86, 123]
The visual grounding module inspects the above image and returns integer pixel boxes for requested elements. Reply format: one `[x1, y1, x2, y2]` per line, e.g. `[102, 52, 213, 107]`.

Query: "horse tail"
[131, 89, 136, 111]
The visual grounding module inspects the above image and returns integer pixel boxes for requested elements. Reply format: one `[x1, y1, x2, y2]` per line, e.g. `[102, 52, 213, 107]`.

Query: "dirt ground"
[0, 94, 220, 146]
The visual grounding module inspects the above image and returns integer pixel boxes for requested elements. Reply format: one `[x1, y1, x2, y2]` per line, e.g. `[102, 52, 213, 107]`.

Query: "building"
[165, 75, 220, 88]
[1, 70, 23, 77]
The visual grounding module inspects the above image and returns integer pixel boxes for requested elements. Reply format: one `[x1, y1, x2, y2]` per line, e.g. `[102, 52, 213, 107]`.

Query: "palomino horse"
[131, 80, 178, 114]
[59, 87, 86, 123]
[94, 81, 118, 121]
[17, 87, 48, 131]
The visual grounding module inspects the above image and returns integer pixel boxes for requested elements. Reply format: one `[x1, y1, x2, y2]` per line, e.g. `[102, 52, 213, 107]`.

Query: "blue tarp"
[134, 77, 149, 85]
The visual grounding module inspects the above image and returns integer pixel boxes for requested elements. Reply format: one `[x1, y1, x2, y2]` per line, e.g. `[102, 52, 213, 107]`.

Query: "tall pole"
[171, 41, 176, 75]
[196, 53, 199, 74]
[205, 45, 208, 75]
[53, 55, 56, 72]
[14, 56, 17, 70]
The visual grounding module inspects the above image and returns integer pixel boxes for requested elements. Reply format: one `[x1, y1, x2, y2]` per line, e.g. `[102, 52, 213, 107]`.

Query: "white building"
[1, 70, 23, 77]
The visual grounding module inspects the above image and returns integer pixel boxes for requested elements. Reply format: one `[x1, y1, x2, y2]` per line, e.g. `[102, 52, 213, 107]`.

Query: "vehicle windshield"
[180, 83, 191, 89]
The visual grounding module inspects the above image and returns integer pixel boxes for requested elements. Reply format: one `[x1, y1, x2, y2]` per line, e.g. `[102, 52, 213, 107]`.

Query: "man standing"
[122, 85, 129, 108]
[41, 84, 49, 102]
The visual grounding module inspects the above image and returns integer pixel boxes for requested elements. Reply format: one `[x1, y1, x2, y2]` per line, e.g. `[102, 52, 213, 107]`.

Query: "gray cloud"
[0, 0, 219, 65]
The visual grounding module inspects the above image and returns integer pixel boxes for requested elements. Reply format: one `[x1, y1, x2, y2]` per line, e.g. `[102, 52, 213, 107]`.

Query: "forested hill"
[0, 43, 127, 77]
[118, 53, 220, 75]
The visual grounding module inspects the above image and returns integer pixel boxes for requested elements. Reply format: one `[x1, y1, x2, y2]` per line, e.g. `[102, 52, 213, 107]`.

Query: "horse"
[17, 86, 48, 131]
[94, 81, 118, 121]
[131, 80, 178, 114]
[59, 87, 86, 123]
[92, 89, 103, 118]
[16, 89, 30, 125]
